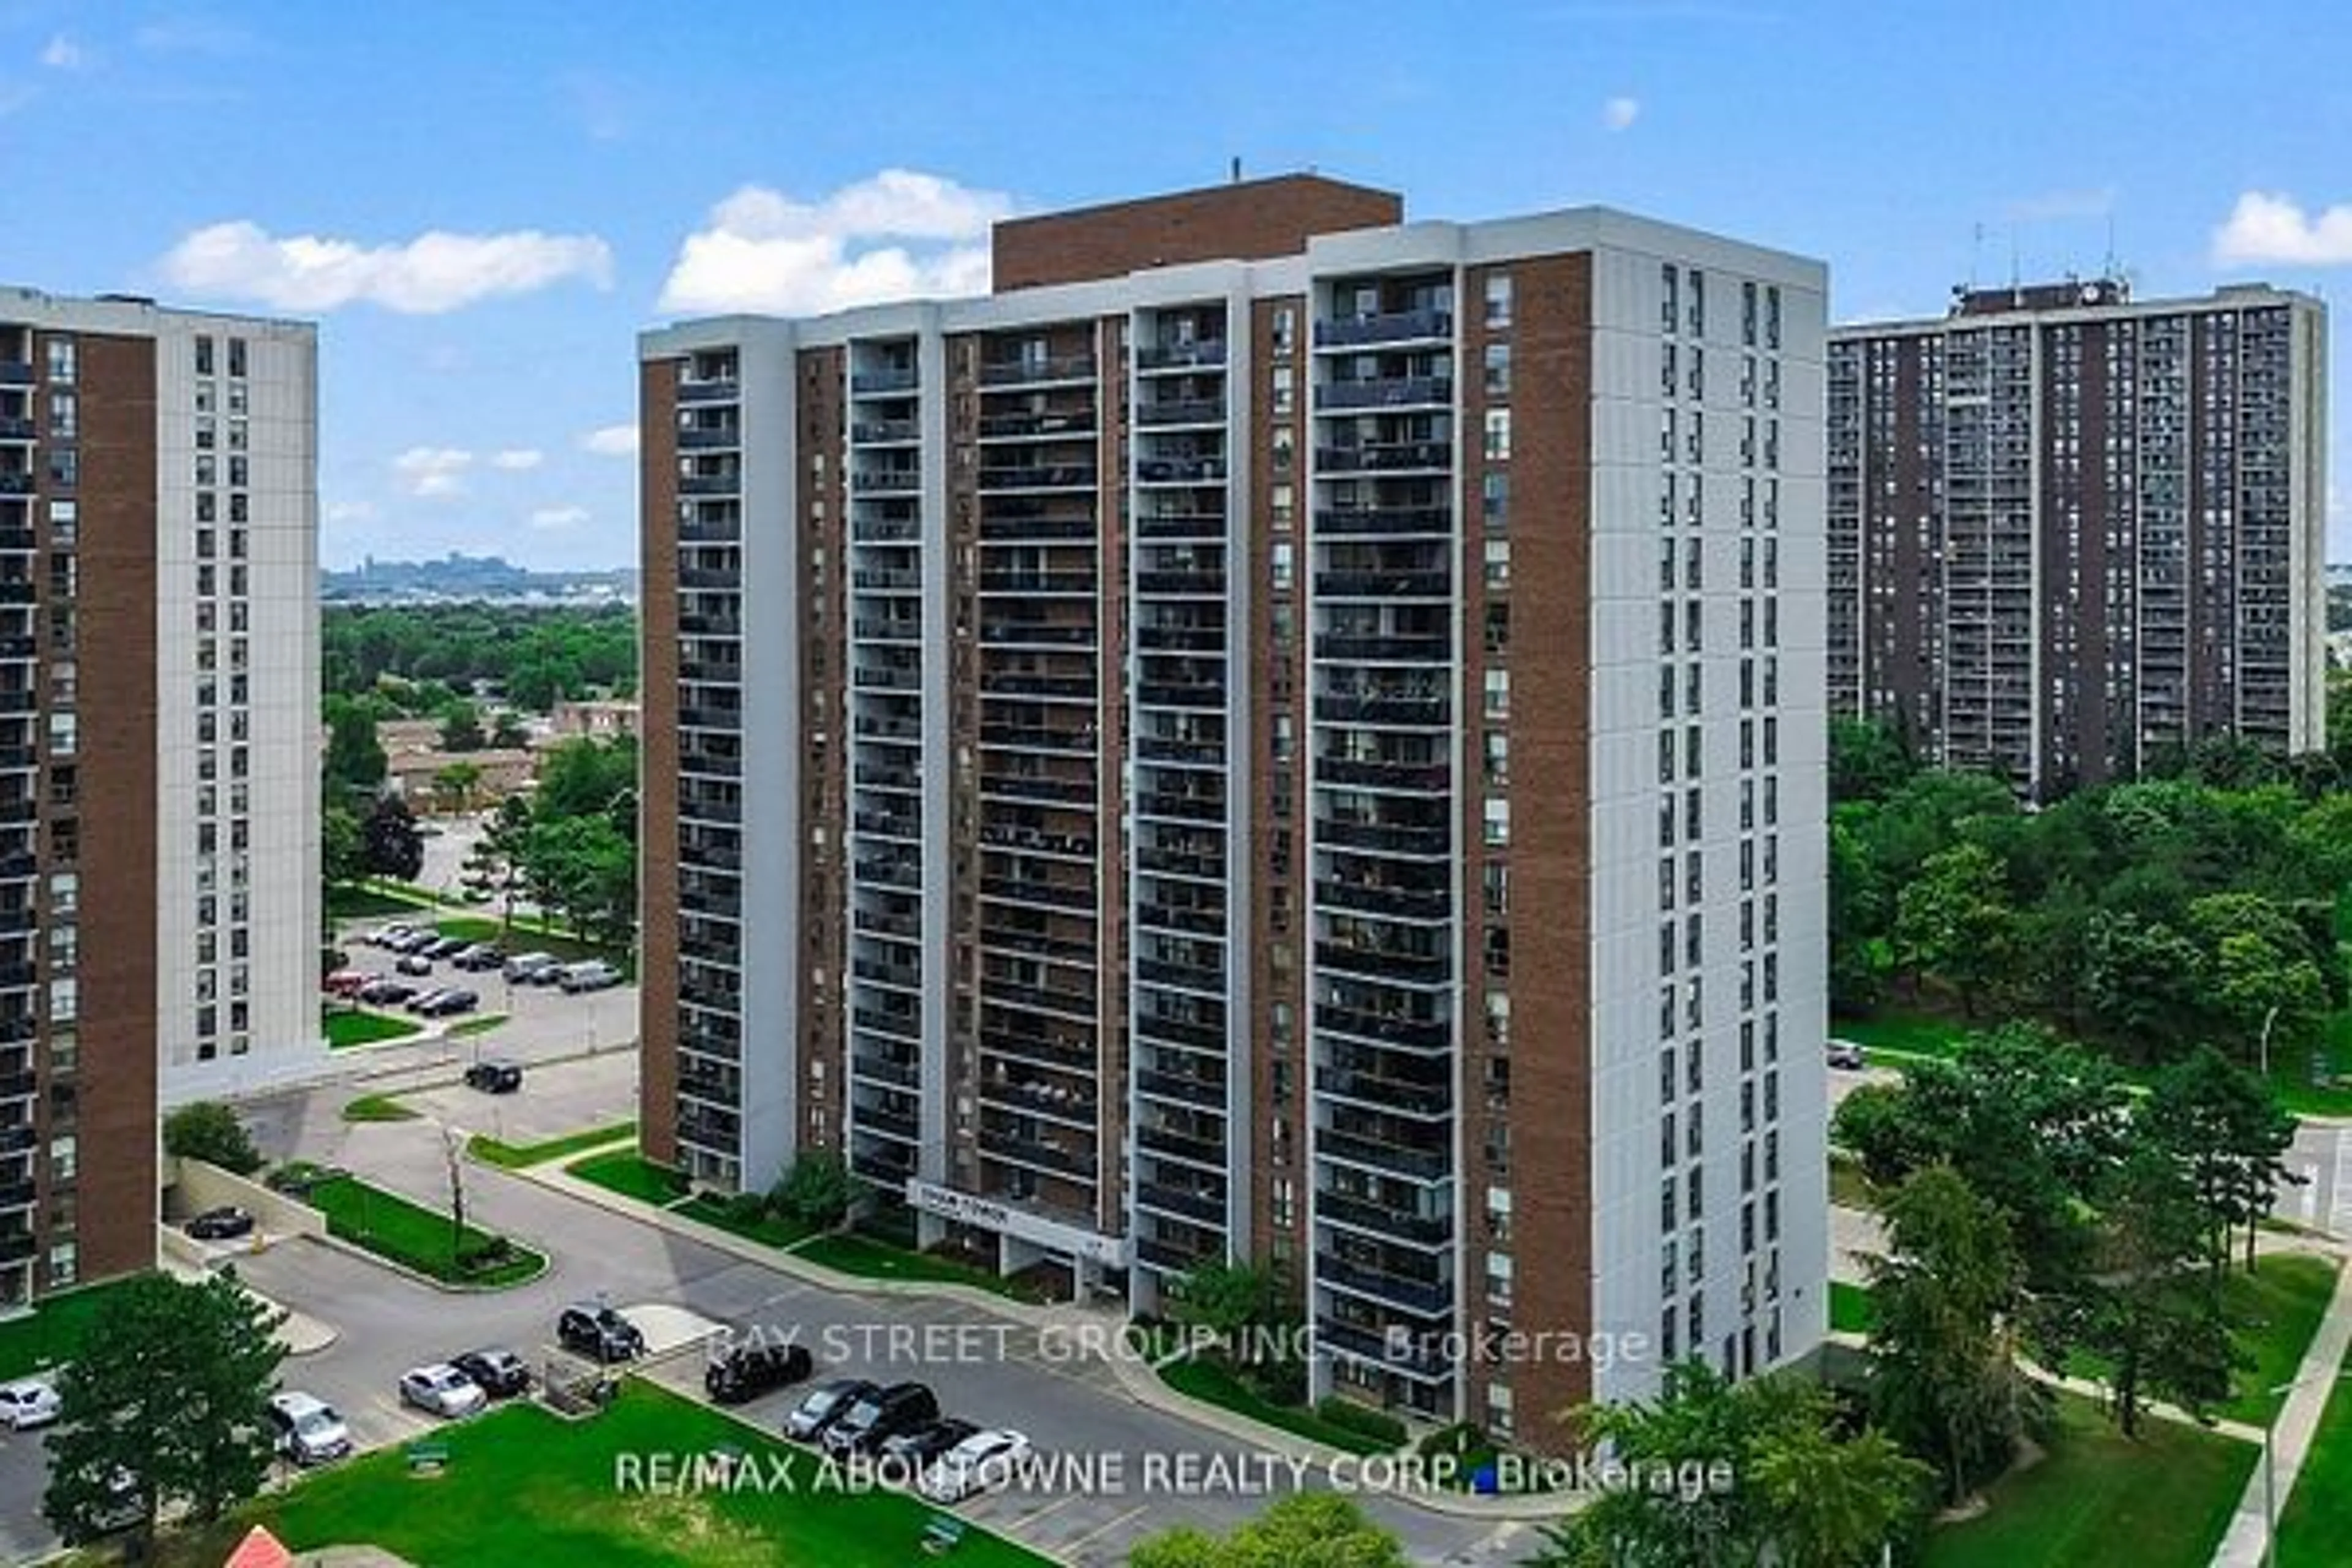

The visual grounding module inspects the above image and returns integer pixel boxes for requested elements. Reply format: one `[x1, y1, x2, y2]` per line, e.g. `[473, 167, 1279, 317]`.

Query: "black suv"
[704, 1336, 816, 1406]
[557, 1303, 644, 1363]
[464, 1059, 523, 1094]
[452, 1348, 531, 1398]
[821, 1381, 940, 1457]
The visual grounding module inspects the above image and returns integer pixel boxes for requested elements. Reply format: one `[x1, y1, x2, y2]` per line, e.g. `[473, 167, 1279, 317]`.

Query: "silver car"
[399, 1363, 488, 1419]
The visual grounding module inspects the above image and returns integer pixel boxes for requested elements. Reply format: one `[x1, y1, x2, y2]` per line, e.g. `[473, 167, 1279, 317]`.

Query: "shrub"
[164, 1101, 263, 1177]
[773, 1150, 853, 1231]
[1315, 1397, 1408, 1448]
[721, 1189, 770, 1226]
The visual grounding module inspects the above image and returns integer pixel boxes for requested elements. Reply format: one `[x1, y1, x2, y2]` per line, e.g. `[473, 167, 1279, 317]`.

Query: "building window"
[1270, 540, 1294, 592]
[1484, 538, 1511, 590]
[1483, 409, 1512, 462]
[1483, 472, 1509, 530]
[1485, 273, 1513, 328]
[1483, 669, 1510, 719]
[1484, 343, 1511, 396]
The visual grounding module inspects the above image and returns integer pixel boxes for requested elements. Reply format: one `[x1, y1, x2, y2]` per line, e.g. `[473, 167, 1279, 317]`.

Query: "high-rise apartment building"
[1828, 280, 2328, 795]
[638, 178, 1830, 1439]
[0, 289, 322, 1307]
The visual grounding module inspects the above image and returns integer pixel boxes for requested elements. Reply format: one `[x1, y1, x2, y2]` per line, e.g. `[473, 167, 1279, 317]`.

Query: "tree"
[432, 760, 484, 815]
[162, 1100, 262, 1177]
[519, 812, 636, 944]
[437, 698, 486, 753]
[772, 1150, 853, 1231]
[2144, 1046, 2299, 1278]
[43, 1272, 285, 1547]
[536, 734, 637, 822]
[478, 793, 534, 935]
[363, 793, 425, 883]
[1861, 1165, 2038, 1507]
[1131, 1494, 1408, 1568]
[1532, 1362, 1929, 1567]
[2078, 1145, 2240, 1435]
[1892, 842, 2019, 1015]
[322, 695, 386, 796]
[1830, 717, 1916, 805]
[322, 801, 367, 887]
[1828, 814, 1888, 1012]
[491, 709, 532, 749]
[1167, 1259, 1284, 1370]
[2079, 910, 2209, 1066]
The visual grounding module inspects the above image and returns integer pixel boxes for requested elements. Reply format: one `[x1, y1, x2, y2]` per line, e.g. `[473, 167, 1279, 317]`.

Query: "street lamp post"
[2259, 1003, 2283, 1080]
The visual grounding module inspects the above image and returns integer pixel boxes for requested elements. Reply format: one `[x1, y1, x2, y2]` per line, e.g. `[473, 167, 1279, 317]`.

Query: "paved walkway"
[2211, 1244, 2352, 1566]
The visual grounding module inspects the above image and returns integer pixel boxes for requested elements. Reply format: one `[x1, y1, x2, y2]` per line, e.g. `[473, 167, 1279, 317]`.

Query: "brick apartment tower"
[639, 178, 1831, 1442]
[1829, 280, 2328, 796]
[0, 290, 322, 1306]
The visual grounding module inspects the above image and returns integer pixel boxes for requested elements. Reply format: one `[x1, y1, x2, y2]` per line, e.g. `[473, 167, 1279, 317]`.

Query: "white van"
[559, 959, 622, 993]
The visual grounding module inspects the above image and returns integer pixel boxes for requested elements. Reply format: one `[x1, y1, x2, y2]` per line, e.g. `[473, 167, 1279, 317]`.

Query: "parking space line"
[1055, 1502, 1152, 1557]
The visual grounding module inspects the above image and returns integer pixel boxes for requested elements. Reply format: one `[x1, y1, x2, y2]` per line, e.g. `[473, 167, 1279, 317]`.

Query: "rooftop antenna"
[1230, 156, 1242, 185]
[2008, 227, 2021, 293]
[1969, 222, 1985, 290]
[2103, 213, 2120, 284]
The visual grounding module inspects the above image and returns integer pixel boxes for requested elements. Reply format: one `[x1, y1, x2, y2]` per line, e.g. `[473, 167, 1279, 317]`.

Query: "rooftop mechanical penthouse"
[637, 175, 1831, 1442]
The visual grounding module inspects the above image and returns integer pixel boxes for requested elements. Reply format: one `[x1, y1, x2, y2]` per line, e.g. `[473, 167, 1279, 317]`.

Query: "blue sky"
[2, 0, 2347, 569]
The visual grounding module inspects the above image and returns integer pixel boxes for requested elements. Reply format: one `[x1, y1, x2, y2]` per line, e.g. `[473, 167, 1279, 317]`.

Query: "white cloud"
[529, 505, 589, 531]
[579, 424, 639, 457]
[392, 447, 473, 499]
[157, 221, 614, 314]
[658, 168, 1012, 316]
[40, 36, 85, 70]
[2212, 192, 2352, 266]
[489, 448, 543, 471]
[2003, 186, 2117, 223]
[1602, 96, 1641, 132]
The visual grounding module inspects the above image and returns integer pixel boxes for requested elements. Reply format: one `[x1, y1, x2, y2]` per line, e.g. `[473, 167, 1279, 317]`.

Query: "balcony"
[1317, 1127, 1448, 1182]
[1135, 901, 1222, 938]
[853, 470, 921, 494]
[1136, 397, 1226, 427]
[1136, 1120, 1225, 1168]
[676, 378, 739, 404]
[1134, 571, 1224, 597]
[0, 363, 32, 386]
[1134, 1180, 1226, 1224]
[1316, 1189, 1451, 1245]
[0, 1231, 31, 1264]
[979, 570, 1096, 595]
[1136, 457, 1226, 484]
[1313, 693, 1447, 726]
[1137, 955, 1224, 994]
[978, 410, 1096, 439]
[1314, 877, 1448, 921]
[1313, 570, 1449, 600]
[979, 465, 1096, 492]
[981, 1028, 1095, 1073]
[978, 773, 1091, 806]
[1315, 1065, 1449, 1117]
[852, 418, 919, 443]
[678, 473, 740, 496]
[1316, 757, 1447, 792]
[979, 512, 1096, 542]
[1315, 1003, 1450, 1053]
[676, 424, 739, 450]
[1321, 377, 1453, 411]
[1316, 942, 1449, 987]
[986, 979, 1097, 1020]
[0, 475, 28, 497]
[1317, 819, 1449, 857]
[1314, 443, 1450, 475]
[1134, 1010, 1224, 1051]
[1315, 309, 1453, 349]
[853, 1099, 921, 1141]
[979, 1129, 1096, 1180]
[979, 355, 1096, 386]
[1313, 633, 1449, 663]
[1136, 509, 1226, 540]
[1320, 1254, 1452, 1315]
[851, 366, 919, 395]
[850, 1050, 921, 1090]
[1135, 1067, 1226, 1110]
[1313, 505, 1452, 537]
[1136, 341, 1226, 371]
[1316, 1317, 1450, 1378]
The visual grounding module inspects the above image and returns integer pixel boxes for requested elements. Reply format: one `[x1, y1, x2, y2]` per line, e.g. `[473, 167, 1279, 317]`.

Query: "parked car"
[464, 1058, 522, 1094]
[559, 959, 623, 994]
[399, 1363, 488, 1419]
[451, 1348, 530, 1399]
[919, 1428, 1033, 1502]
[265, 1391, 352, 1466]
[361, 924, 413, 948]
[183, 1205, 255, 1241]
[519, 958, 572, 986]
[557, 1303, 645, 1363]
[424, 935, 472, 960]
[322, 968, 371, 998]
[403, 987, 451, 1014]
[1826, 1038, 1866, 1071]
[503, 952, 559, 983]
[395, 953, 435, 977]
[0, 1376, 60, 1430]
[783, 1378, 878, 1442]
[451, 944, 505, 972]
[359, 978, 418, 1006]
[705, 1336, 815, 1405]
[823, 1381, 940, 1458]
[417, 987, 480, 1019]
[879, 1417, 977, 1471]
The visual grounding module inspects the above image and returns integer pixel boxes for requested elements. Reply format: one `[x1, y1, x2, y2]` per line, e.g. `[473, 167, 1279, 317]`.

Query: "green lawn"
[0, 1275, 150, 1380]
[566, 1146, 690, 1205]
[307, 1174, 545, 1287]
[1157, 1355, 1395, 1456]
[2270, 1009, 2352, 1118]
[2057, 1254, 2340, 1425]
[435, 915, 502, 943]
[675, 1194, 818, 1250]
[340, 1093, 420, 1123]
[794, 1232, 1055, 1303]
[116, 1381, 1050, 1568]
[1830, 1010, 1971, 1065]
[1921, 1390, 2255, 1568]
[325, 883, 436, 919]
[2275, 1338, 2352, 1567]
[451, 1012, 510, 1036]
[470, 1121, 635, 1170]
[1830, 1280, 1877, 1335]
[323, 1007, 423, 1049]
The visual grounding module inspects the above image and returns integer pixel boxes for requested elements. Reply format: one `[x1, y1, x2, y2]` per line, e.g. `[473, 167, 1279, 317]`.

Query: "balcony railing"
[1317, 1128, 1448, 1181]
[1316, 1189, 1452, 1245]
[850, 367, 918, 395]
[1314, 443, 1450, 474]
[1136, 398, 1226, 427]
[676, 378, 739, 404]
[979, 355, 1096, 386]
[1314, 507, 1452, 537]
[1321, 377, 1453, 410]
[1314, 309, 1453, 349]
[1136, 341, 1226, 371]
[1134, 1180, 1226, 1224]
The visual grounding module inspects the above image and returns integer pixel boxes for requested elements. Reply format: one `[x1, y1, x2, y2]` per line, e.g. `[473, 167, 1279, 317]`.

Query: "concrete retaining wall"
[165, 1155, 327, 1242]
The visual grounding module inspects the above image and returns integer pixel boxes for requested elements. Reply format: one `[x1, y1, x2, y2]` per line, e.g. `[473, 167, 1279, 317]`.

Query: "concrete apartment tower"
[638, 178, 1831, 1442]
[1829, 279, 2328, 796]
[0, 289, 322, 1307]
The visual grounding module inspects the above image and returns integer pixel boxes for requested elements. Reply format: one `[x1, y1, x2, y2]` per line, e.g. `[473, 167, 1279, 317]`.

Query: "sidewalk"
[2210, 1246, 2352, 1565]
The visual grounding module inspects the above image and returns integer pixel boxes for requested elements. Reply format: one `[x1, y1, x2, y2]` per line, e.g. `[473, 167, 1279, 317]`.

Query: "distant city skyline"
[1, 0, 2345, 569]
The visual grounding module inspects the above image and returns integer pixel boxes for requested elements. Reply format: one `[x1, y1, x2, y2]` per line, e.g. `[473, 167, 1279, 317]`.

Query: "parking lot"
[326, 913, 638, 1072]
